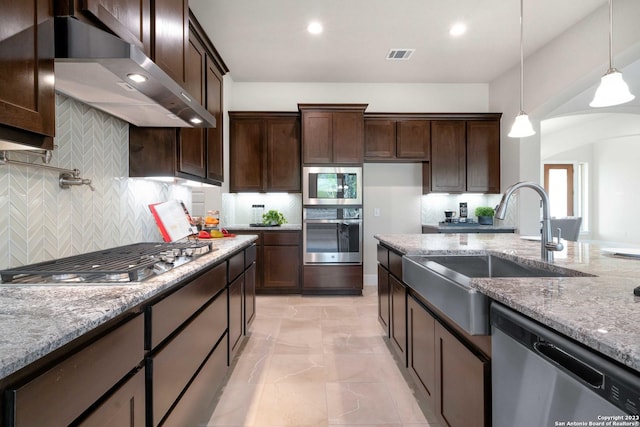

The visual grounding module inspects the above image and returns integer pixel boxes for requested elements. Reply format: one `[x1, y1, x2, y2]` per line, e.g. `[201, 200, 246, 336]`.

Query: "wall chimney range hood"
[54, 17, 216, 128]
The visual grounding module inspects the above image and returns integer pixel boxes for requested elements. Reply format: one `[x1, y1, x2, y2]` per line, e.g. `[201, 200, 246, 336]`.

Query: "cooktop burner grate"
[0, 242, 213, 283]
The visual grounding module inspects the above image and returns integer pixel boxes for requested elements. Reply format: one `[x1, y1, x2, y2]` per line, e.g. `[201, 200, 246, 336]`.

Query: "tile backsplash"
[0, 94, 191, 270]
[421, 193, 516, 225]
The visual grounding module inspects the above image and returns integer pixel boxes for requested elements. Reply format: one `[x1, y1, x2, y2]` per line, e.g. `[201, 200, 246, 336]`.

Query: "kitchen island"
[0, 235, 257, 427]
[375, 233, 640, 371]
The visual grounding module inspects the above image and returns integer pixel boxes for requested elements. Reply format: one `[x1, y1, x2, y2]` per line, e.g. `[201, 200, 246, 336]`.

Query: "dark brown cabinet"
[377, 244, 406, 362]
[225, 230, 301, 294]
[390, 274, 407, 364]
[435, 322, 490, 427]
[407, 296, 436, 408]
[299, 104, 368, 164]
[427, 115, 501, 194]
[364, 116, 430, 161]
[377, 264, 390, 337]
[229, 113, 301, 192]
[0, 0, 55, 149]
[153, 0, 188, 86]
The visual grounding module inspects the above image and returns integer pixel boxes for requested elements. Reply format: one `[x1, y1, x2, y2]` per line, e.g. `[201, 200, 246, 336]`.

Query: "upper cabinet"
[153, 0, 189, 85]
[365, 115, 431, 161]
[0, 0, 55, 149]
[229, 112, 301, 193]
[426, 114, 501, 194]
[299, 104, 368, 164]
[128, 11, 227, 185]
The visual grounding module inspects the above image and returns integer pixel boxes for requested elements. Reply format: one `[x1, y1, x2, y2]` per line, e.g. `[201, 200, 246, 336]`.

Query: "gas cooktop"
[0, 242, 215, 285]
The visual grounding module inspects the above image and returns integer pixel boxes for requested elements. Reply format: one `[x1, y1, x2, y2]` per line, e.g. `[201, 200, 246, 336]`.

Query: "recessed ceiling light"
[127, 73, 148, 83]
[307, 21, 323, 35]
[449, 23, 467, 37]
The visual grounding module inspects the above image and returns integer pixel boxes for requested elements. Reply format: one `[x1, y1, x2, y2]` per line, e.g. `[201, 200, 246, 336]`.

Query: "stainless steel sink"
[402, 254, 593, 335]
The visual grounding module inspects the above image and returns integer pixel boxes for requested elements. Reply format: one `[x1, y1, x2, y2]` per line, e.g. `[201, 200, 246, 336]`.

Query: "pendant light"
[508, 0, 535, 138]
[590, 0, 635, 107]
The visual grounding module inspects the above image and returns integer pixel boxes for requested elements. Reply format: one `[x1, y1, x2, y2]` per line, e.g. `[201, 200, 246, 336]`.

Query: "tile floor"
[206, 285, 441, 427]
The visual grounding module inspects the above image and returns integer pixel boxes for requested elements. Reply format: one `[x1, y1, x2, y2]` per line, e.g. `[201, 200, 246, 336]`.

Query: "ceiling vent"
[386, 49, 415, 60]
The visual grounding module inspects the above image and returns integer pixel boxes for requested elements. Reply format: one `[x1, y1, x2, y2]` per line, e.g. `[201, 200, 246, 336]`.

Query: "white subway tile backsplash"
[0, 94, 192, 270]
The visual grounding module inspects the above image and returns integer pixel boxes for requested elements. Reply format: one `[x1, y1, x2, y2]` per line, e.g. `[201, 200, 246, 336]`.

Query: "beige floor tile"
[264, 353, 326, 383]
[326, 382, 401, 425]
[206, 383, 264, 426]
[252, 382, 328, 426]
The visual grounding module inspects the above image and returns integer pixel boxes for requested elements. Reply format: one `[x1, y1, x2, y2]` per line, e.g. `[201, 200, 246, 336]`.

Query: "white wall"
[363, 163, 422, 281]
[489, 0, 640, 236]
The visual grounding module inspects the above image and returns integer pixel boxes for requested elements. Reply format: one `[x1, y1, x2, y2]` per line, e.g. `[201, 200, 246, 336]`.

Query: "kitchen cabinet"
[427, 115, 501, 194]
[226, 230, 302, 294]
[407, 296, 436, 408]
[299, 104, 368, 164]
[229, 112, 301, 192]
[5, 314, 144, 427]
[364, 115, 430, 161]
[0, 0, 55, 149]
[377, 244, 405, 360]
[153, 0, 189, 86]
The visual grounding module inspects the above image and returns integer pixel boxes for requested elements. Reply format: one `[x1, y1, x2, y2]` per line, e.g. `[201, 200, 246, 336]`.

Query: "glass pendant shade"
[508, 112, 535, 138]
[590, 69, 635, 107]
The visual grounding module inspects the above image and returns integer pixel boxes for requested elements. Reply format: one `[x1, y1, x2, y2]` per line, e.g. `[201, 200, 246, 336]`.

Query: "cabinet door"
[244, 262, 257, 333]
[184, 29, 205, 105]
[435, 322, 489, 427]
[431, 121, 466, 192]
[407, 296, 436, 409]
[333, 112, 364, 163]
[0, 0, 55, 144]
[390, 274, 407, 365]
[206, 55, 224, 182]
[397, 120, 430, 160]
[302, 111, 333, 164]
[77, 369, 145, 427]
[178, 128, 206, 178]
[263, 245, 300, 291]
[364, 119, 396, 159]
[266, 118, 301, 191]
[82, 0, 151, 54]
[230, 119, 264, 192]
[228, 274, 244, 363]
[377, 264, 390, 336]
[466, 120, 500, 193]
[153, 0, 188, 85]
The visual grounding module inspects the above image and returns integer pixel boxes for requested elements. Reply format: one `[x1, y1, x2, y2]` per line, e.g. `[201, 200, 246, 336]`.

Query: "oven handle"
[303, 219, 362, 224]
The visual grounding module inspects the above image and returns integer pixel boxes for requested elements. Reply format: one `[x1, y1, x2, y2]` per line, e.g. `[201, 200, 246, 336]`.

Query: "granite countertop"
[224, 224, 302, 231]
[0, 235, 257, 381]
[375, 233, 640, 372]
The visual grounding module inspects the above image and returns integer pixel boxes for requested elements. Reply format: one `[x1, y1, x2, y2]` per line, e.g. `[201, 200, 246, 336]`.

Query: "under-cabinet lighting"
[190, 117, 203, 125]
[127, 73, 148, 83]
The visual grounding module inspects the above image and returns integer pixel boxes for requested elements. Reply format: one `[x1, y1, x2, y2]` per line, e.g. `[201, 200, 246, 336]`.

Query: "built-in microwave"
[302, 166, 362, 206]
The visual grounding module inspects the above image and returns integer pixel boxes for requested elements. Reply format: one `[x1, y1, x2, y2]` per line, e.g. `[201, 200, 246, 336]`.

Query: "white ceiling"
[189, 0, 607, 83]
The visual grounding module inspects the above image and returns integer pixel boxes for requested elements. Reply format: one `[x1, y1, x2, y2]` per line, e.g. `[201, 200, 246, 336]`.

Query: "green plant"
[474, 206, 495, 217]
[262, 210, 287, 225]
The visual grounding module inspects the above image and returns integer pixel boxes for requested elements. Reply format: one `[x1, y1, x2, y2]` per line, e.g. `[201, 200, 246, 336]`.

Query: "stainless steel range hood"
[54, 17, 216, 128]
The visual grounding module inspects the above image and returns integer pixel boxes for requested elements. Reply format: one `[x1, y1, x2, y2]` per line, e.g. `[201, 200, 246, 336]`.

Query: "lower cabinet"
[6, 314, 144, 427]
[228, 272, 244, 363]
[407, 294, 490, 427]
[377, 263, 390, 337]
[389, 274, 407, 364]
[302, 264, 363, 295]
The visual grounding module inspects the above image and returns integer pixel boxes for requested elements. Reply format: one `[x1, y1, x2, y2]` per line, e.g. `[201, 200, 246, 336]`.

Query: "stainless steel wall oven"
[303, 207, 362, 264]
[303, 166, 362, 206]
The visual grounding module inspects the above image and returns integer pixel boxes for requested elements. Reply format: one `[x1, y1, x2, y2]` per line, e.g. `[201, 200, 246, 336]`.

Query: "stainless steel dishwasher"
[491, 302, 639, 427]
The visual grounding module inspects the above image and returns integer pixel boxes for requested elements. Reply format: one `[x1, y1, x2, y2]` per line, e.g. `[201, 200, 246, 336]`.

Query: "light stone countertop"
[0, 235, 257, 381]
[375, 233, 640, 372]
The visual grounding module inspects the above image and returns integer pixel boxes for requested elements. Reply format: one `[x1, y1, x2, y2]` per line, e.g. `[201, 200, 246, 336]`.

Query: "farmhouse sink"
[402, 254, 593, 335]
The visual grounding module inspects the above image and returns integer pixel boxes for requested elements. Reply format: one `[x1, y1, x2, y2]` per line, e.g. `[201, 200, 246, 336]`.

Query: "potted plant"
[262, 210, 287, 226]
[475, 206, 495, 225]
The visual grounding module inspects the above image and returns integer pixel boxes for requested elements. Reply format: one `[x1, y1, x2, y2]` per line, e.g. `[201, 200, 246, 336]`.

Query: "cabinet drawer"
[9, 314, 144, 427]
[245, 243, 257, 266]
[150, 291, 227, 425]
[148, 262, 226, 349]
[389, 250, 403, 279]
[161, 335, 228, 427]
[263, 231, 300, 246]
[228, 251, 245, 282]
[377, 244, 389, 268]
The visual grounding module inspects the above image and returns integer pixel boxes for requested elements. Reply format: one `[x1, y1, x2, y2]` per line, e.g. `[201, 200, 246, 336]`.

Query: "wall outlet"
[374, 208, 380, 217]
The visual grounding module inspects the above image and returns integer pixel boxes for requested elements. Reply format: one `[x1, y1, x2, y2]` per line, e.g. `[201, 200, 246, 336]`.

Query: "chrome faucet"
[495, 181, 563, 262]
